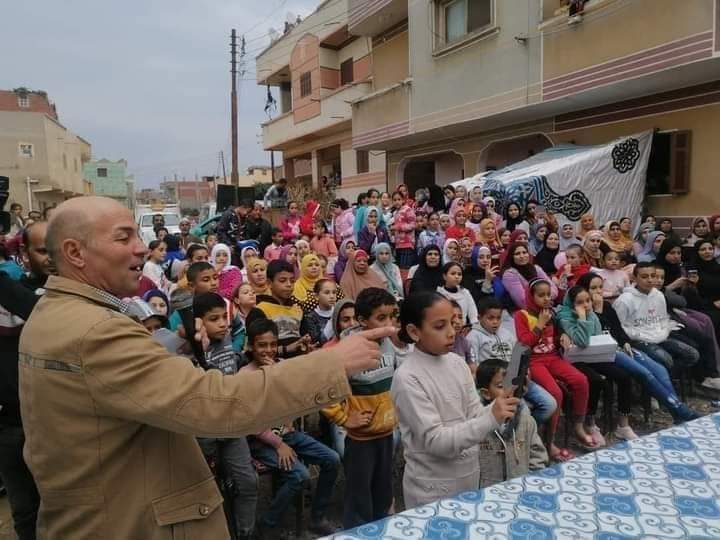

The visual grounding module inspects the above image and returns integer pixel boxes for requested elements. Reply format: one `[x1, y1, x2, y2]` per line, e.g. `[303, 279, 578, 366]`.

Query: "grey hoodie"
[467, 324, 516, 364]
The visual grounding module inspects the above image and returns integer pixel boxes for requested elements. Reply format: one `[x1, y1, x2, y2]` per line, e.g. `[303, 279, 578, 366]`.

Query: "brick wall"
[0, 90, 58, 119]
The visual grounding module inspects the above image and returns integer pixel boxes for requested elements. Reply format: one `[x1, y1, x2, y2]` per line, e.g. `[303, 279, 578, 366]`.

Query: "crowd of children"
[123, 188, 720, 537]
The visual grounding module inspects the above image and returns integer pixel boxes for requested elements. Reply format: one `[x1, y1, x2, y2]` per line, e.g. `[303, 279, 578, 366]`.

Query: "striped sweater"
[322, 327, 397, 440]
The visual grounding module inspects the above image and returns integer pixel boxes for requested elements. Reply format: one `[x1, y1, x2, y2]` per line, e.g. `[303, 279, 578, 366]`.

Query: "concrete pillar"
[462, 152, 482, 177]
[311, 149, 320, 189]
[283, 155, 295, 182]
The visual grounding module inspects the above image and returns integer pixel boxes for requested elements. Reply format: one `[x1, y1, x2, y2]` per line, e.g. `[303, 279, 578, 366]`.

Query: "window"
[340, 58, 354, 86]
[63, 154, 67, 169]
[97, 167, 108, 178]
[356, 150, 369, 174]
[17, 95, 29, 108]
[300, 72, 312, 98]
[437, 0, 493, 48]
[646, 130, 692, 195]
[74, 158, 78, 172]
[18, 143, 33, 157]
[140, 214, 180, 227]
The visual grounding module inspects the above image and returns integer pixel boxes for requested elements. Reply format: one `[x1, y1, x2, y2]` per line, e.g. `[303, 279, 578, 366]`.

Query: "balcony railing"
[262, 82, 371, 150]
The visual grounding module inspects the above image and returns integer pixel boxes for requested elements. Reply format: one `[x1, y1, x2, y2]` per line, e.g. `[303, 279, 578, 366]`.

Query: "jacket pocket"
[151, 477, 225, 540]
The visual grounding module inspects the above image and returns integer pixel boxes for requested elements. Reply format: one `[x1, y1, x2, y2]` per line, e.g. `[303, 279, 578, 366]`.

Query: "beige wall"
[407, 0, 542, 133]
[372, 30, 408, 90]
[542, 0, 713, 81]
[0, 111, 89, 209]
[550, 103, 720, 216]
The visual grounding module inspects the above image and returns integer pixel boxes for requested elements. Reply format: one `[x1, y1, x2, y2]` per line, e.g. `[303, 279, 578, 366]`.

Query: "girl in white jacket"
[391, 292, 518, 509]
[437, 262, 479, 326]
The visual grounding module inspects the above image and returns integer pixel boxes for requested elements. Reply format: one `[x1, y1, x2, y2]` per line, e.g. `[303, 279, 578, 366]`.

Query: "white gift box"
[564, 334, 618, 364]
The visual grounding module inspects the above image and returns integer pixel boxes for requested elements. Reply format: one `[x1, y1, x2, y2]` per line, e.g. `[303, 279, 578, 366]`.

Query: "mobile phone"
[688, 269, 698, 278]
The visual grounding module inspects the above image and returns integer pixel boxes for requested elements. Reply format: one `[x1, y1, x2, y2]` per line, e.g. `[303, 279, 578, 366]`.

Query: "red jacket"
[446, 225, 474, 242]
[513, 309, 560, 359]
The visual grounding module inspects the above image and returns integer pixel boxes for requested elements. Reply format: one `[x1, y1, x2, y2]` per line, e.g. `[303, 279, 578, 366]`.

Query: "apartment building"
[257, 0, 386, 203]
[83, 158, 135, 210]
[0, 89, 91, 211]
[350, 0, 720, 221]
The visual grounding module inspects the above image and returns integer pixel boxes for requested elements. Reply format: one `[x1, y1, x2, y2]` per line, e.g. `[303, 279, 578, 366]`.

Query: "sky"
[0, 0, 318, 188]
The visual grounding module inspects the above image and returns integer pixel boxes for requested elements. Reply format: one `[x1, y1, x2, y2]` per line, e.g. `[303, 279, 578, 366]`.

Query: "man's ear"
[62, 238, 85, 269]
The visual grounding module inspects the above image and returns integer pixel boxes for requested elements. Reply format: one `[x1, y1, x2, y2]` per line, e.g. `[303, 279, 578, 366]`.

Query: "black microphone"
[170, 288, 207, 369]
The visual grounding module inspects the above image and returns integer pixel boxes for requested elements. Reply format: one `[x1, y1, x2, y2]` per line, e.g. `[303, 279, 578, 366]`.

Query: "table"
[328, 413, 720, 539]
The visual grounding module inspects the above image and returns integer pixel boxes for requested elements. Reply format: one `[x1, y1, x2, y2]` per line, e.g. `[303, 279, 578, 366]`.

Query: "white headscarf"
[210, 243, 238, 272]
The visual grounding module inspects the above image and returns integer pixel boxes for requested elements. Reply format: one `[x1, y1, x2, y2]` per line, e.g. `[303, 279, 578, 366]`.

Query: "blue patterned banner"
[327, 413, 720, 539]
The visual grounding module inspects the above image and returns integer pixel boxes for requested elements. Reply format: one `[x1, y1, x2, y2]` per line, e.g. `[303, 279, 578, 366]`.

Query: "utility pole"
[270, 151, 275, 183]
[220, 150, 227, 183]
[230, 29, 239, 186]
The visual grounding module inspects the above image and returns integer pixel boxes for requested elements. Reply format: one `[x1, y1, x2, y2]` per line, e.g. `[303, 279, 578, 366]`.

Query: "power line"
[238, 0, 289, 38]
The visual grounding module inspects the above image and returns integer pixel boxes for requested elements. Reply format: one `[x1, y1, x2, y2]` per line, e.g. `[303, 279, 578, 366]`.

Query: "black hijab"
[657, 237, 683, 285]
[534, 235, 560, 276]
[409, 245, 444, 294]
[504, 202, 524, 232]
[694, 239, 720, 301]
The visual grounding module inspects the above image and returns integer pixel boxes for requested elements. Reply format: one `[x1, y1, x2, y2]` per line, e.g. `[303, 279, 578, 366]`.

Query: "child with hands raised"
[513, 279, 594, 462]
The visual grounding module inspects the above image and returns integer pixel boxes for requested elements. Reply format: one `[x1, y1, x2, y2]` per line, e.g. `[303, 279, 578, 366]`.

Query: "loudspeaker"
[0, 176, 8, 210]
[237, 187, 255, 205]
[216, 185, 238, 212]
[0, 176, 10, 234]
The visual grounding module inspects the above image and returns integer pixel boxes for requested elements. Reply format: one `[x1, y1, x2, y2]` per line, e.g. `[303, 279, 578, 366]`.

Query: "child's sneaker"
[614, 425, 639, 441]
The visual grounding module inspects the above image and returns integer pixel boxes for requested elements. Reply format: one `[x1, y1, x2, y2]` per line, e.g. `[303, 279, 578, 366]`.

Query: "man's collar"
[44, 275, 130, 313]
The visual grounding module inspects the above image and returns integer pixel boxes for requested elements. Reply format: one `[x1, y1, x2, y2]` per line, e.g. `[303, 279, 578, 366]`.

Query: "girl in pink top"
[310, 220, 338, 258]
[280, 201, 302, 243]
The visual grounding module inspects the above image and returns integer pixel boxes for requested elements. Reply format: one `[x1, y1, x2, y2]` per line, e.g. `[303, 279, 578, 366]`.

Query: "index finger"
[354, 326, 398, 341]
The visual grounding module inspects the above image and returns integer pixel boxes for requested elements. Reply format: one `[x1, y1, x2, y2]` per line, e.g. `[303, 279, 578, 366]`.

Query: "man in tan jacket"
[18, 196, 390, 539]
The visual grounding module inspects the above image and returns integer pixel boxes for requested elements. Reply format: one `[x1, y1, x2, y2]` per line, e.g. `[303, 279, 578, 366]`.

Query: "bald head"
[46, 197, 127, 267]
[45, 197, 148, 297]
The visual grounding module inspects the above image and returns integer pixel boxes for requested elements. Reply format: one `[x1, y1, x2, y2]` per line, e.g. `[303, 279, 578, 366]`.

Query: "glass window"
[445, 0, 466, 43]
[19, 143, 33, 157]
[141, 214, 180, 227]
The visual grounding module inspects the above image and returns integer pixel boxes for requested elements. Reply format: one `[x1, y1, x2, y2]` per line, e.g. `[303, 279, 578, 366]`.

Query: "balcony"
[352, 79, 410, 151]
[349, 0, 407, 37]
[262, 81, 372, 151]
[541, 0, 715, 102]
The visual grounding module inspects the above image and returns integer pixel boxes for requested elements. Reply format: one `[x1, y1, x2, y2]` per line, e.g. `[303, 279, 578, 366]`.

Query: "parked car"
[139, 213, 181, 245]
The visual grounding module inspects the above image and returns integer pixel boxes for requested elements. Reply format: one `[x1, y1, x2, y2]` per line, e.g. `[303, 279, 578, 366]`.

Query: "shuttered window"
[300, 72, 312, 98]
[340, 58, 354, 85]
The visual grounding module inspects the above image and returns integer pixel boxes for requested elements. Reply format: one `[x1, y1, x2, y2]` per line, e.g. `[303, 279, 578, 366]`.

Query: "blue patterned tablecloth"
[328, 413, 720, 539]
